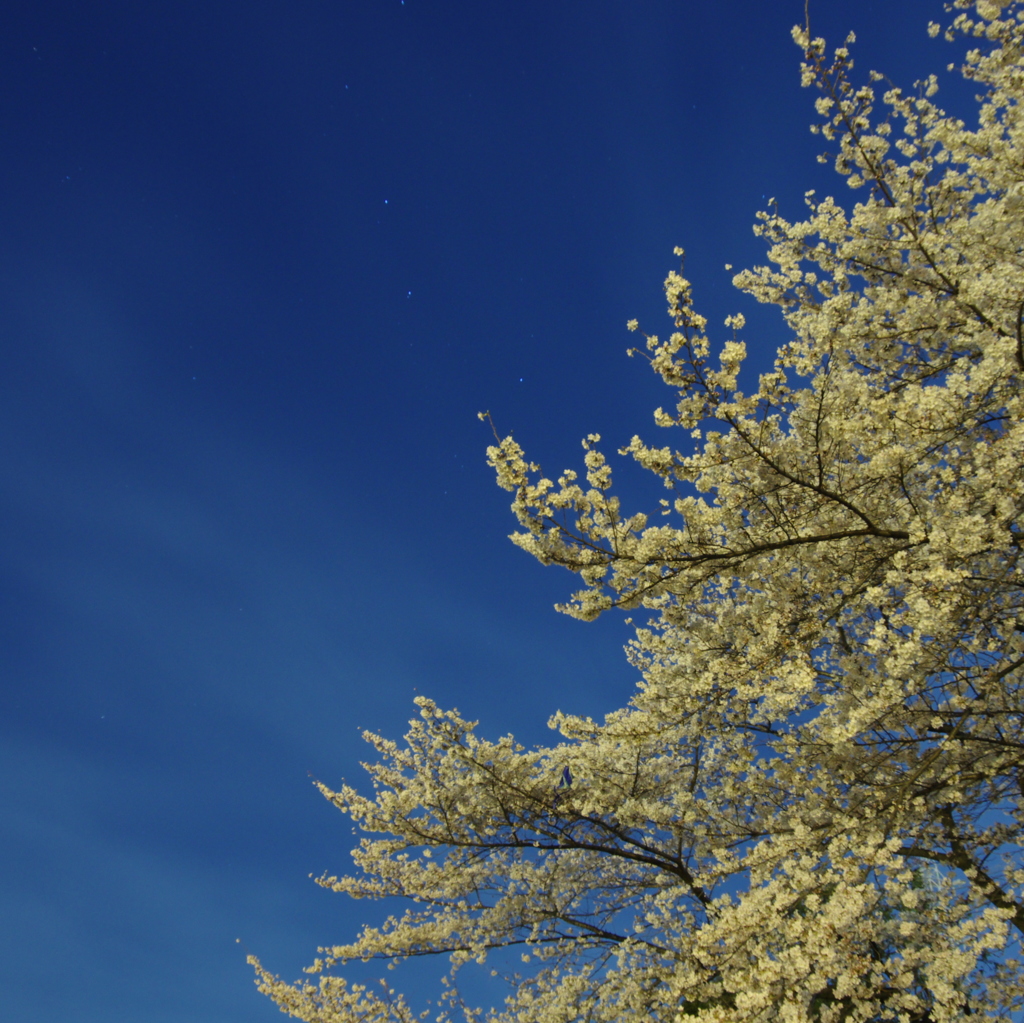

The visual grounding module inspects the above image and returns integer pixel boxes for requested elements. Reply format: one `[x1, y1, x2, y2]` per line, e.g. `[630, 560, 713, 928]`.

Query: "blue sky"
[0, 1, 975, 1020]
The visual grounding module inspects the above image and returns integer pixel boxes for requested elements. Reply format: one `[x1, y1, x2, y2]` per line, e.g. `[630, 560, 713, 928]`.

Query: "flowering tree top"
[252, 4, 1024, 1020]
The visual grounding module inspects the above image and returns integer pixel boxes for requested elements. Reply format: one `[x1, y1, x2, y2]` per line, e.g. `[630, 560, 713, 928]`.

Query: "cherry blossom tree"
[250, 3, 1024, 1020]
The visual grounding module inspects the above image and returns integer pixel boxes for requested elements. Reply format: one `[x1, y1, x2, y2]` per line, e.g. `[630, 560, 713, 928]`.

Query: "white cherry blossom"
[252, 5, 1024, 1020]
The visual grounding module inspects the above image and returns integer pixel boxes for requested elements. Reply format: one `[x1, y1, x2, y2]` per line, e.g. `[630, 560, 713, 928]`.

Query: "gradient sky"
[0, 2, 977, 1020]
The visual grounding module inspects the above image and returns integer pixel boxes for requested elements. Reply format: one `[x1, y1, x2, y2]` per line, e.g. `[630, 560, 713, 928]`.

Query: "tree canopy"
[250, 3, 1024, 1020]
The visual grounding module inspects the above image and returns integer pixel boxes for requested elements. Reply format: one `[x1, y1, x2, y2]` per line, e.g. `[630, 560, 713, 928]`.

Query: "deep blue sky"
[0, 2, 971, 1020]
